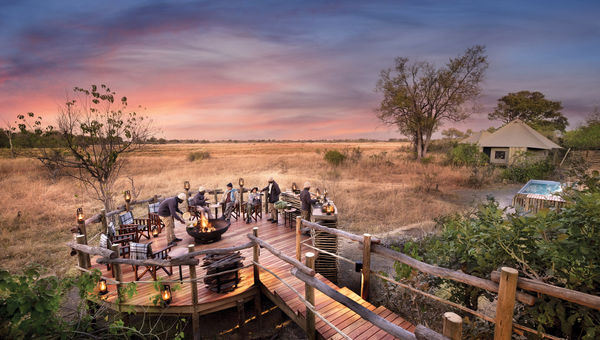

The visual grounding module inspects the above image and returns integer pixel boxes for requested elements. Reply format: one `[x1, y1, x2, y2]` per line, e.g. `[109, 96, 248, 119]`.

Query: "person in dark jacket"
[300, 181, 317, 221]
[262, 177, 281, 223]
[191, 186, 212, 218]
[158, 193, 186, 245]
[220, 183, 239, 221]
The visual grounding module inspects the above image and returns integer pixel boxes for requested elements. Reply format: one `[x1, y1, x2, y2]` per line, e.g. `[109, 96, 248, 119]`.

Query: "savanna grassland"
[0, 142, 475, 276]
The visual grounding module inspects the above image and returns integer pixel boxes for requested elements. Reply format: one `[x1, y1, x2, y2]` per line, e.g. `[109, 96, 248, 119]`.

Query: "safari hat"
[198, 186, 205, 193]
[304, 181, 311, 189]
[177, 193, 186, 201]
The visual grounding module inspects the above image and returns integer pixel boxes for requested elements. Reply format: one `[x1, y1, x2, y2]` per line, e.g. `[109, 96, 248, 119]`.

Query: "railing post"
[442, 312, 463, 340]
[100, 209, 108, 235]
[110, 244, 124, 304]
[305, 252, 316, 340]
[296, 216, 302, 262]
[494, 267, 518, 340]
[239, 184, 244, 217]
[76, 234, 90, 269]
[253, 227, 260, 285]
[188, 244, 200, 340]
[361, 233, 372, 301]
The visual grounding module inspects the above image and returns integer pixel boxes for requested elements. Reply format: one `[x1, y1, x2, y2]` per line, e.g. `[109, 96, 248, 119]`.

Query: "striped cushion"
[148, 203, 160, 214]
[119, 211, 134, 225]
[108, 222, 116, 238]
[130, 242, 151, 260]
[99, 233, 111, 249]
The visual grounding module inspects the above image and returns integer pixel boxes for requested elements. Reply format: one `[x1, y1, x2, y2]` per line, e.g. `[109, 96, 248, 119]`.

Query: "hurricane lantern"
[315, 188, 321, 197]
[161, 285, 172, 305]
[124, 190, 131, 203]
[292, 182, 298, 192]
[152, 227, 159, 238]
[238, 177, 244, 187]
[184, 181, 190, 191]
[98, 278, 108, 295]
[76, 208, 84, 224]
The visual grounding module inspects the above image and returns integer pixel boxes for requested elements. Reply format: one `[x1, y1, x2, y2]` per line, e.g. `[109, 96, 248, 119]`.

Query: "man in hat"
[262, 177, 281, 223]
[220, 183, 238, 221]
[158, 193, 186, 246]
[300, 181, 317, 221]
[191, 186, 212, 219]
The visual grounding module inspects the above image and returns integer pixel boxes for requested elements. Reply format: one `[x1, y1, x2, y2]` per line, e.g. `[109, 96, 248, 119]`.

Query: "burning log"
[202, 251, 244, 293]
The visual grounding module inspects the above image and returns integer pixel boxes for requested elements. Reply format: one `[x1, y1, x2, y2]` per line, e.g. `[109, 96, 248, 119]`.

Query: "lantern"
[161, 285, 172, 305]
[124, 190, 131, 203]
[184, 181, 190, 191]
[98, 278, 108, 295]
[76, 208, 84, 224]
[292, 182, 298, 193]
[152, 227, 159, 238]
[238, 177, 244, 187]
[316, 188, 321, 197]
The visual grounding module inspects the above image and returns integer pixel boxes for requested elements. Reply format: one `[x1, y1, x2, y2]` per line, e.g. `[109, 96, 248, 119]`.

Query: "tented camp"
[462, 119, 561, 165]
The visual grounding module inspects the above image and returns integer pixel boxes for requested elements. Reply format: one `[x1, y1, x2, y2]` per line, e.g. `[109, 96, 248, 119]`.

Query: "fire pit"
[186, 213, 231, 244]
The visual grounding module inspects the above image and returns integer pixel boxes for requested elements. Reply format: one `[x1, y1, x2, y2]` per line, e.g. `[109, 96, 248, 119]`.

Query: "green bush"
[187, 150, 210, 162]
[324, 150, 346, 166]
[502, 157, 554, 182]
[446, 143, 488, 167]
[397, 174, 600, 339]
[563, 123, 600, 150]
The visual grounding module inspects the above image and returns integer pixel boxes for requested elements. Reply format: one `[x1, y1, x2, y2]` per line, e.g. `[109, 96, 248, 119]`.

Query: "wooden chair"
[130, 242, 174, 281]
[242, 200, 262, 222]
[148, 203, 164, 234]
[118, 211, 151, 242]
[101, 223, 135, 276]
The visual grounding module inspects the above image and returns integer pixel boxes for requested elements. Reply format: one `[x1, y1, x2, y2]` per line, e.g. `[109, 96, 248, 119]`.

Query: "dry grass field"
[0, 142, 475, 276]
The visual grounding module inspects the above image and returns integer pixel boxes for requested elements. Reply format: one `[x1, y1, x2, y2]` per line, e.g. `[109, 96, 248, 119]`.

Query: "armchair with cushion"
[130, 242, 174, 281]
[118, 211, 151, 242]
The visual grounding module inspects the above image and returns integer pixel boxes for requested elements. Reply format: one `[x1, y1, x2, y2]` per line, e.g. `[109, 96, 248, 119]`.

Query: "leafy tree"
[446, 143, 488, 167]
[375, 45, 488, 159]
[488, 91, 568, 133]
[30, 85, 153, 212]
[563, 108, 600, 150]
[324, 150, 346, 166]
[441, 127, 472, 140]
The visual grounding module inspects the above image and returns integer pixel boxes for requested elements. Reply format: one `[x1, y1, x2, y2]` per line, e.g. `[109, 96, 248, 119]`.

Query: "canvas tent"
[462, 119, 561, 165]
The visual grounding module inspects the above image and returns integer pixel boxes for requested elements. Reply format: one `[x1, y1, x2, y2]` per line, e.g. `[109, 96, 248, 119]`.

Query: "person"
[220, 183, 238, 221]
[191, 186, 212, 219]
[158, 193, 186, 246]
[262, 177, 281, 223]
[246, 187, 261, 224]
[300, 181, 317, 221]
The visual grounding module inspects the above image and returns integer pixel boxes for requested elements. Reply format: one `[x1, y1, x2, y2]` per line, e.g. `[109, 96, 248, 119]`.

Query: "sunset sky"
[1, 1, 599, 140]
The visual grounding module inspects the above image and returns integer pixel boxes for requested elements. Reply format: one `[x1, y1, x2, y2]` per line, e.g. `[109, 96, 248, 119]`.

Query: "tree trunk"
[8, 132, 15, 158]
[422, 131, 433, 159]
[416, 128, 423, 160]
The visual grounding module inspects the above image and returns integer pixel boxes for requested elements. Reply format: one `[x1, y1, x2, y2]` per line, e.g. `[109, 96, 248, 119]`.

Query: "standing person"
[262, 177, 281, 223]
[246, 187, 261, 224]
[300, 181, 317, 221]
[158, 193, 186, 246]
[220, 183, 238, 221]
[191, 186, 212, 219]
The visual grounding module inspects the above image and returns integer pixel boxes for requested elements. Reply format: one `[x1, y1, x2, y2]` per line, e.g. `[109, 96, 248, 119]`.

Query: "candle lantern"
[76, 207, 84, 224]
[238, 177, 244, 187]
[124, 190, 131, 203]
[98, 278, 108, 295]
[184, 181, 190, 191]
[292, 182, 298, 193]
[316, 188, 321, 197]
[161, 285, 172, 305]
[152, 227, 159, 238]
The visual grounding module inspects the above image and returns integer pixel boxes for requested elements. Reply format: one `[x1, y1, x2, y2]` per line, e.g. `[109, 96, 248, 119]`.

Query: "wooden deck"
[91, 215, 414, 339]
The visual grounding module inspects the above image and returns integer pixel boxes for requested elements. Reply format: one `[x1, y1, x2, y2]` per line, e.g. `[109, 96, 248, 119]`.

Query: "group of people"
[156, 177, 285, 246]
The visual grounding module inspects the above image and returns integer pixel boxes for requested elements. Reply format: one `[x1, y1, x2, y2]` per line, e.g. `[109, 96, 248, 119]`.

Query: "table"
[209, 204, 221, 219]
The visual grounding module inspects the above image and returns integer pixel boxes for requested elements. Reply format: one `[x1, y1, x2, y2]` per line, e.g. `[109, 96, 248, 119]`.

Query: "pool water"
[517, 180, 562, 196]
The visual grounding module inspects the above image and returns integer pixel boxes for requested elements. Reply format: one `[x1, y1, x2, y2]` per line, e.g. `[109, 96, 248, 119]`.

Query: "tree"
[2, 120, 16, 157]
[35, 85, 152, 212]
[441, 127, 472, 140]
[375, 45, 488, 159]
[563, 108, 600, 150]
[488, 91, 568, 133]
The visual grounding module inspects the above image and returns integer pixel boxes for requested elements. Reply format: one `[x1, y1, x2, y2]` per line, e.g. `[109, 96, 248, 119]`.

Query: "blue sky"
[1, 0, 599, 139]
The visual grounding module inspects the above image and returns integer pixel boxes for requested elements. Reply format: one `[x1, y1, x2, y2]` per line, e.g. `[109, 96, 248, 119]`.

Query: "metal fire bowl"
[186, 218, 231, 244]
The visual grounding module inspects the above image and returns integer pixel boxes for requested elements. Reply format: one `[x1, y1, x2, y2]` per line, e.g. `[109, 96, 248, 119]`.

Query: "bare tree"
[38, 85, 153, 212]
[2, 119, 16, 158]
[375, 45, 488, 159]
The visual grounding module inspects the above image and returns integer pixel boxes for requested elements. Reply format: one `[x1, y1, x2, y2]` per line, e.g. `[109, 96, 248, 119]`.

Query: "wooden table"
[209, 204, 221, 218]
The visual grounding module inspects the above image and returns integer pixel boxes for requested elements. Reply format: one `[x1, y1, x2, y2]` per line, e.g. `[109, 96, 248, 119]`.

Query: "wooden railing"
[296, 217, 600, 340]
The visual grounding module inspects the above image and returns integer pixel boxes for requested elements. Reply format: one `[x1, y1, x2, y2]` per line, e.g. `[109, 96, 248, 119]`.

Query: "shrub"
[396, 174, 600, 339]
[563, 123, 600, 150]
[446, 143, 488, 167]
[502, 158, 554, 182]
[347, 147, 363, 163]
[324, 150, 346, 166]
[187, 150, 210, 162]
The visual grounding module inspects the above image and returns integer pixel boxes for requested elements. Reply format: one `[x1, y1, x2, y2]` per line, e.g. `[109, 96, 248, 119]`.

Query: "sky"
[1, 0, 599, 140]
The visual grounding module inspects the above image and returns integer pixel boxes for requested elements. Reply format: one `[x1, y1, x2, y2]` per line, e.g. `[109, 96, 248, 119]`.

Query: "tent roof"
[478, 119, 561, 149]
[461, 130, 490, 144]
